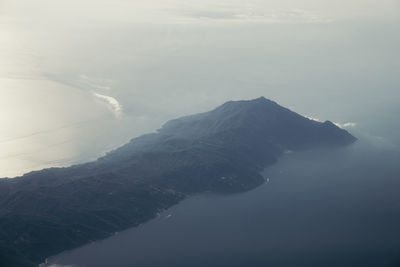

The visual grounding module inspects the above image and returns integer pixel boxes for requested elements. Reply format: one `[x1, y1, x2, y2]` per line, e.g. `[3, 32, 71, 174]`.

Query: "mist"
[1, 1, 400, 266]
[1, 1, 399, 176]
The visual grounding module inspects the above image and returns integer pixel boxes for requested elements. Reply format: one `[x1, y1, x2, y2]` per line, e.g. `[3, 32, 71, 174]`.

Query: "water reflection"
[1, 0, 399, 177]
[0, 77, 160, 177]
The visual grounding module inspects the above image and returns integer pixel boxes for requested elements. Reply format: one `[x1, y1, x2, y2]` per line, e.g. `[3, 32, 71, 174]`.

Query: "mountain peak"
[218, 96, 276, 109]
[0, 97, 356, 267]
[251, 96, 273, 103]
[160, 97, 355, 148]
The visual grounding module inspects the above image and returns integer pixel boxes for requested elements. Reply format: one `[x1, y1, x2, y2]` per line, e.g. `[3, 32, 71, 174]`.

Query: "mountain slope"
[0, 97, 356, 266]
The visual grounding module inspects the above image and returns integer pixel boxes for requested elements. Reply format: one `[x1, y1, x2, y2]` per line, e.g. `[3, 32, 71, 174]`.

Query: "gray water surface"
[44, 141, 400, 267]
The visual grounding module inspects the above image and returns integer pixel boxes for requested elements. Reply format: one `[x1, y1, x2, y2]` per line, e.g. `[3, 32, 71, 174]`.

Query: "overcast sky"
[1, 0, 399, 177]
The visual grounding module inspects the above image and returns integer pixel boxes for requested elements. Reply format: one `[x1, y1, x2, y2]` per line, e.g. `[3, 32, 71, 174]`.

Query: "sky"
[0, 0, 399, 177]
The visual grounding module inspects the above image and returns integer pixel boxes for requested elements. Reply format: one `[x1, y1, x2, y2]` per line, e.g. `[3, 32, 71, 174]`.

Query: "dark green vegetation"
[0, 97, 356, 266]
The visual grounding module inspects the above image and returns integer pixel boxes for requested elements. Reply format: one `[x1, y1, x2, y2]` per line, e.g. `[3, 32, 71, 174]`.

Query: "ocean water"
[1, 1, 399, 265]
[1, 3, 399, 178]
[43, 140, 400, 267]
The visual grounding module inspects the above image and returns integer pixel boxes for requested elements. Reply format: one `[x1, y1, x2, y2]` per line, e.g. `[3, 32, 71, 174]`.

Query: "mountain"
[0, 97, 356, 267]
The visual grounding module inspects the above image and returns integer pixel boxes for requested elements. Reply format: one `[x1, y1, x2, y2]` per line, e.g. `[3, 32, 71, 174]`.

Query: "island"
[0, 97, 356, 267]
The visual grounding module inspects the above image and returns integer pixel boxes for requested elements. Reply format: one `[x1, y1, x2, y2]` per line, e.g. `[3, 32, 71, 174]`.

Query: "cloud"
[333, 122, 357, 128]
[305, 116, 357, 128]
[92, 92, 122, 118]
[176, 5, 330, 24]
[305, 116, 322, 122]
[342, 122, 357, 128]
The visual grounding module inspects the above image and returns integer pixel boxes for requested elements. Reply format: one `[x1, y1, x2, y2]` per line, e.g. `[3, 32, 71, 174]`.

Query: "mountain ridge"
[0, 97, 356, 267]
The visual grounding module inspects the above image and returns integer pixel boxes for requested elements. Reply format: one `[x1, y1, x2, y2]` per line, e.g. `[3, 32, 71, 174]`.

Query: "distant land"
[0, 97, 356, 267]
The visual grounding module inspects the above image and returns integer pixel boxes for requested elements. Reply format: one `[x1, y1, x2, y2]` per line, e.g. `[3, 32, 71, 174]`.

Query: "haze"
[1, 0, 399, 177]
